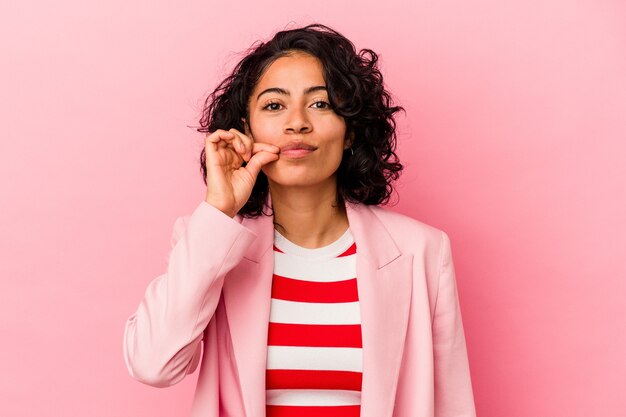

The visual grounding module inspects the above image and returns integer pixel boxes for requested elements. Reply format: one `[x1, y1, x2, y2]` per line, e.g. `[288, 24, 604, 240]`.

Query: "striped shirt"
[266, 227, 362, 417]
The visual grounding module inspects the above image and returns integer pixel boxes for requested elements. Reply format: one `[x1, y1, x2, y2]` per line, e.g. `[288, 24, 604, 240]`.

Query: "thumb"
[244, 150, 279, 178]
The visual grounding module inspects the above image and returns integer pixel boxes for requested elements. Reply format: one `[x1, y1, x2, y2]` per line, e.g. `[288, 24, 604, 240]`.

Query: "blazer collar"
[239, 193, 402, 268]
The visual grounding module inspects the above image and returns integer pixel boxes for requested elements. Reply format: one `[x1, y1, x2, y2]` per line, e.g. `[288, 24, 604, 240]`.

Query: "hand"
[204, 128, 279, 217]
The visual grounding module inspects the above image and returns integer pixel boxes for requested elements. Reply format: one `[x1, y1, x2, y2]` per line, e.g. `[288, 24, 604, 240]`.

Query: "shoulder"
[365, 204, 449, 254]
[169, 215, 189, 247]
[168, 201, 249, 248]
[367, 204, 445, 238]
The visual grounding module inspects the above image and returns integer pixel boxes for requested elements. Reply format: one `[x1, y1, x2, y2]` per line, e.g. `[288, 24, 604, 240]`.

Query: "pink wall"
[1, 1, 624, 416]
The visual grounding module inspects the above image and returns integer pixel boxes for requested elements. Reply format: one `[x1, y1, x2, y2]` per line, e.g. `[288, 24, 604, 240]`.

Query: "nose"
[283, 106, 312, 134]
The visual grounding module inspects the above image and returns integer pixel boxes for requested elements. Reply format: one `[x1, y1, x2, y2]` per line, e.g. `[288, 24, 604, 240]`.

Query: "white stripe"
[269, 299, 361, 325]
[267, 346, 363, 372]
[274, 227, 354, 260]
[266, 389, 361, 406]
[274, 252, 356, 282]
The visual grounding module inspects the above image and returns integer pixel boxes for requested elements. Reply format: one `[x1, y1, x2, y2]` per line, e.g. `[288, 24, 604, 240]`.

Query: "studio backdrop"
[1, 1, 624, 416]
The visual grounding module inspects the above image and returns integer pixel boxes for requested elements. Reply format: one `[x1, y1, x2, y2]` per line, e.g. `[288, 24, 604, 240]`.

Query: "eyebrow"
[256, 85, 327, 101]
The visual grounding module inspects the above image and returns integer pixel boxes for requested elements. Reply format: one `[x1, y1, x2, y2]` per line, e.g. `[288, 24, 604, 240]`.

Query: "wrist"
[204, 199, 236, 218]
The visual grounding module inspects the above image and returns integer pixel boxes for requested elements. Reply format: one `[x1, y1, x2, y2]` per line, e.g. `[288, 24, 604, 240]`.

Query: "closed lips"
[280, 142, 318, 152]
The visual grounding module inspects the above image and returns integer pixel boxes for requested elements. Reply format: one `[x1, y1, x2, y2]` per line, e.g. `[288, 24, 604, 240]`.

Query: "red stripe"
[267, 405, 360, 417]
[267, 322, 362, 348]
[273, 244, 284, 253]
[266, 369, 362, 391]
[337, 242, 357, 257]
[271, 275, 358, 303]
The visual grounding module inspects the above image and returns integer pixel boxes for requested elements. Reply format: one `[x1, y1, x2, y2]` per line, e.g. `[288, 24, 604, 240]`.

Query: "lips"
[280, 141, 318, 153]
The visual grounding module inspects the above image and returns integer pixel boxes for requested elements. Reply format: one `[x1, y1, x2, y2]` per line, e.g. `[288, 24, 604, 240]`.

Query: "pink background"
[1, 1, 625, 416]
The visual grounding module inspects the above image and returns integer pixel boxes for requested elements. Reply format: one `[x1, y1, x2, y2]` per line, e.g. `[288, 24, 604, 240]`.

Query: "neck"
[268, 177, 349, 249]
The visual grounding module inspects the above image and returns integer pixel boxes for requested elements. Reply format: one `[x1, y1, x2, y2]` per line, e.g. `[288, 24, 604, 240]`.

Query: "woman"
[123, 23, 476, 417]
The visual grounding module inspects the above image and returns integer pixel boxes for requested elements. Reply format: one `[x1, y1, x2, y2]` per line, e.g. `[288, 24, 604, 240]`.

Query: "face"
[243, 52, 353, 188]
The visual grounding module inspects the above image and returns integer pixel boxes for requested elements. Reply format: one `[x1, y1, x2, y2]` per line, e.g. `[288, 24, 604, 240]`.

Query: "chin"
[262, 163, 340, 188]
[265, 172, 338, 190]
[267, 176, 319, 187]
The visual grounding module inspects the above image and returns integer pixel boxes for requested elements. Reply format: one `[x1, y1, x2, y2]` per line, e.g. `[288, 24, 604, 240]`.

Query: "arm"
[432, 231, 477, 417]
[122, 201, 257, 387]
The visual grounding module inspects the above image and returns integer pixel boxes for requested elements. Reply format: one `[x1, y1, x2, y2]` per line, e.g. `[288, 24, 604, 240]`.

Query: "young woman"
[123, 23, 476, 417]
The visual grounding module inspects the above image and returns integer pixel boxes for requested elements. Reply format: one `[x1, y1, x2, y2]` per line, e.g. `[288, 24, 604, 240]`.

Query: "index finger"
[206, 129, 236, 143]
[251, 142, 280, 154]
[228, 128, 254, 155]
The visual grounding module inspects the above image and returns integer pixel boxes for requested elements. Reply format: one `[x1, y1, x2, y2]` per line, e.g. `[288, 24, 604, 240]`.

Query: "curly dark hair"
[196, 23, 405, 218]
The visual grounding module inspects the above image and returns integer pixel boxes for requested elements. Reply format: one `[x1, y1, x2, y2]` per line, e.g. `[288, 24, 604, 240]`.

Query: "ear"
[241, 117, 252, 138]
[344, 129, 355, 149]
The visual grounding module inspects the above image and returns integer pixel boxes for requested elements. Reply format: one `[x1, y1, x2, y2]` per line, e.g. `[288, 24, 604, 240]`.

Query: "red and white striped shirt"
[266, 227, 362, 417]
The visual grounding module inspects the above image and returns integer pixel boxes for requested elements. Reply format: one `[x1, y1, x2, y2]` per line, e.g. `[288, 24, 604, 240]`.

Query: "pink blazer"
[123, 197, 476, 417]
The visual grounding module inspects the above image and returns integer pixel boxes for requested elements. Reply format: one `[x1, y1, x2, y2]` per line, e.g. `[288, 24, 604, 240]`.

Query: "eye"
[312, 100, 331, 109]
[262, 101, 283, 111]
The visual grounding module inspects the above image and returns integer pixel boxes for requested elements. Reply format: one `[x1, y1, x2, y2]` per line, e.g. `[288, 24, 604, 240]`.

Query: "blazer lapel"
[345, 201, 413, 417]
[222, 203, 275, 417]
[223, 197, 413, 417]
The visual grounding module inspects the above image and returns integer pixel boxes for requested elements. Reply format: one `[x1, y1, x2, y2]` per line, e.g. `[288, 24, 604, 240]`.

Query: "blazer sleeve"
[122, 200, 257, 388]
[432, 231, 477, 417]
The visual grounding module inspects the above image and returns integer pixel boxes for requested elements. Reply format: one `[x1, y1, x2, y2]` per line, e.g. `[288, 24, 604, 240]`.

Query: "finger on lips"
[206, 129, 280, 158]
[252, 143, 280, 153]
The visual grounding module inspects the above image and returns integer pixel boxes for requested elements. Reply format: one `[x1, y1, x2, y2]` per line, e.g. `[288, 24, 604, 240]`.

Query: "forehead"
[253, 53, 325, 92]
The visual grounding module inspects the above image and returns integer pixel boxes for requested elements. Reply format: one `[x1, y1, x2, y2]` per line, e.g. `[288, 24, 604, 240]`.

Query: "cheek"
[250, 124, 280, 145]
[321, 142, 347, 169]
